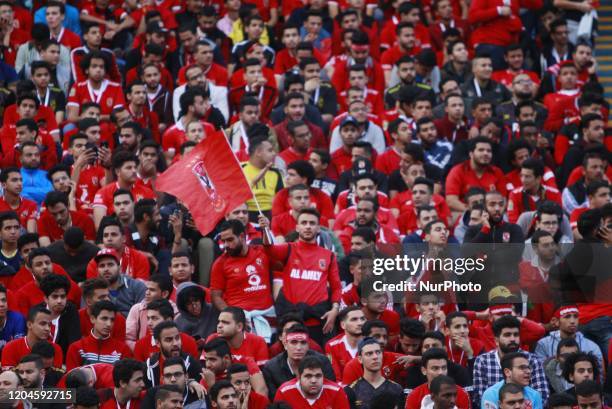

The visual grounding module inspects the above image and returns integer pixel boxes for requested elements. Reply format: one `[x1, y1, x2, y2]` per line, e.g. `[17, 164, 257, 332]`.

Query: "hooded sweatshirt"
[175, 282, 219, 341]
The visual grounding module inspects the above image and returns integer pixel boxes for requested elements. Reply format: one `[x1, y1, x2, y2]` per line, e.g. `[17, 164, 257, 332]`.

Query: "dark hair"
[209, 380, 235, 403]
[574, 380, 602, 399]
[97, 216, 123, 244]
[556, 337, 579, 355]
[134, 198, 157, 223]
[18, 354, 43, 369]
[203, 338, 231, 358]
[501, 351, 529, 372]
[298, 356, 323, 374]
[562, 352, 600, 382]
[146, 298, 175, 320]
[153, 320, 179, 341]
[218, 219, 245, 237]
[44, 190, 69, 209]
[362, 319, 388, 336]
[30, 60, 51, 77]
[227, 363, 249, 377]
[75, 386, 100, 407]
[148, 274, 173, 297]
[547, 392, 577, 408]
[499, 382, 523, 402]
[445, 311, 468, 327]
[277, 312, 305, 332]
[31, 340, 55, 359]
[0, 167, 20, 183]
[521, 158, 545, 178]
[47, 164, 71, 183]
[469, 136, 493, 152]
[352, 226, 376, 243]
[113, 188, 134, 201]
[17, 233, 39, 252]
[26, 247, 51, 268]
[171, 251, 193, 264]
[27, 305, 51, 323]
[531, 230, 552, 245]
[82, 278, 109, 299]
[297, 207, 320, 222]
[155, 384, 183, 402]
[91, 300, 117, 318]
[492, 315, 521, 337]
[422, 331, 445, 345]
[112, 150, 138, 171]
[400, 317, 426, 339]
[586, 180, 609, 197]
[577, 208, 602, 238]
[40, 274, 70, 297]
[581, 113, 603, 130]
[222, 306, 247, 328]
[430, 375, 455, 395]
[80, 50, 110, 75]
[163, 357, 187, 374]
[247, 136, 269, 157]
[112, 359, 145, 388]
[421, 347, 448, 368]
[285, 323, 309, 337]
[287, 160, 315, 185]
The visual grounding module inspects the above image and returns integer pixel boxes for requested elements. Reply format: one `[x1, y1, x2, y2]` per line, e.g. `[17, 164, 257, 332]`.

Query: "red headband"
[554, 306, 578, 319]
[351, 44, 369, 52]
[489, 304, 514, 315]
[286, 333, 309, 342]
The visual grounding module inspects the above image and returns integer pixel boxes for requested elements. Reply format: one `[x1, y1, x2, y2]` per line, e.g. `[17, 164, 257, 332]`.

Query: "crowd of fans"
[0, 0, 608, 408]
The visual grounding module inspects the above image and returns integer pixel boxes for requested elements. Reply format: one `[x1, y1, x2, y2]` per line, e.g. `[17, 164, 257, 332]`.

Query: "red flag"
[155, 131, 253, 236]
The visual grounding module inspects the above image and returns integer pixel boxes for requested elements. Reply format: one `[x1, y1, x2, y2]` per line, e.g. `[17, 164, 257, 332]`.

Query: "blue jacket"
[481, 380, 543, 409]
[21, 168, 52, 206]
[535, 331, 603, 368]
[0, 311, 26, 350]
[34, 4, 81, 35]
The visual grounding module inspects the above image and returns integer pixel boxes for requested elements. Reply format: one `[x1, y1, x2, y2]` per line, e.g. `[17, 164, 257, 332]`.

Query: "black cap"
[146, 21, 168, 35]
[339, 115, 359, 129]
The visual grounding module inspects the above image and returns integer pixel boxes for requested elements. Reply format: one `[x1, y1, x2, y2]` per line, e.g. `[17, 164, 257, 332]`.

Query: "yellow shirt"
[241, 162, 283, 211]
[229, 19, 270, 45]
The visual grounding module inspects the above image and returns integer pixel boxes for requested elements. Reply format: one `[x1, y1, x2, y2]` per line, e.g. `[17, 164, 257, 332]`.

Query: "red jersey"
[380, 45, 421, 71]
[278, 148, 311, 166]
[37, 210, 96, 242]
[58, 363, 115, 389]
[85, 246, 150, 281]
[395, 198, 451, 234]
[491, 69, 540, 89]
[570, 207, 589, 229]
[333, 206, 399, 233]
[79, 307, 126, 341]
[66, 332, 133, 371]
[53, 28, 81, 49]
[507, 186, 562, 223]
[3, 104, 59, 136]
[381, 17, 432, 49]
[518, 261, 555, 324]
[446, 337, 486, 367]
[1, 337, 63, 369]
[445, 161, 507, 199]
[247, 391, 269, 409]
[126, 105, 161, 144]
[0, 196, 38, 229]
[274, 378, 350, 409]
[8, 263, 71, 292]
[406, 382, 470, 409]
[271, 187, 334, 221]
[331, 148, 353, 175]
[543, 90, 580, 132]
[0, 125, 58, 170]
[274, 48, 298, 75]
[342, 351, 405, 385]
[338, 88, 385, 118]
[206, 332, 270, 366]
[375, 148, 402, 175]
[336, 190, 390, 212]
[99, 392, 144, 409]
[325, 334, 358, 381]
[16, 279, 82, 316]
[209, 245, 274, 311]
[92, 182, 156, 215]
[133, 333, 199, 362]
[67, 80, 126, 116]
[331, 58, 385, 95]
[74, 163, 106, 213]
[161, 120, 217, 156]
[266, 241, 342, 306]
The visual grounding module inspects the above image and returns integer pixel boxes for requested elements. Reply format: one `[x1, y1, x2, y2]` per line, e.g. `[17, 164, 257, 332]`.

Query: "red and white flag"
[156, 131, 253, 236]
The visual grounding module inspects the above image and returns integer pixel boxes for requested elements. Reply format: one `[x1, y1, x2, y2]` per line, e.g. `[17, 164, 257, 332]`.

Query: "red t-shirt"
[92, 182, 156, 215]
[57, 363, 115, 389]
[380, 45, 421, 70]
[1, 337, 63, 369]
[161, 121, 217, 156]
[342, 351, 405, 385]
[405, 383, 470, 409]
[274, 378, 350, 409]
[278, 148, 312, 166]
[67, 80, 126, 116]
[37, 210, 96, 242]
[0, 196, 38, 229]
[206, 332, 270, 366]
[209, 246, 274, 311]
[325, 334, 358, 381]
[16, 279, 82, 316]
[55, 28, 82, 49]
[445, 160, 507, 199]
[73, 163, 106, 213]
[375, 148, 402, 175]
[491, 69, 540, 89]
[271, 187, 334, 221]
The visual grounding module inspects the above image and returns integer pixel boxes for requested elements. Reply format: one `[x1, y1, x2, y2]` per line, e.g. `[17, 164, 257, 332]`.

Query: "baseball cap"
[339, 115, 359, 130]
[94, 248, 120, 263]
[488, 285, 512, 302]
[146, 21, 168, 35]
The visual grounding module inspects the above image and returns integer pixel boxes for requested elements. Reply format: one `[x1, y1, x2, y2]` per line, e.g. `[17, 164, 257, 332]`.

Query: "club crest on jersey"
[319, 259, 326, 269]
[106, 99, 113, 107]
[502, 232, 510, 243]
[191, 160, 225, 212]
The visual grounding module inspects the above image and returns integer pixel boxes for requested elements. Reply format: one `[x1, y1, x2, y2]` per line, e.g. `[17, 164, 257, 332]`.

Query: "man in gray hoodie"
[175, 281, 219, 344]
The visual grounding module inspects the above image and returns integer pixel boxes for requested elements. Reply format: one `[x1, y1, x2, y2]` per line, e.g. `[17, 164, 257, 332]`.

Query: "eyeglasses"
[163, 371, 185, 379]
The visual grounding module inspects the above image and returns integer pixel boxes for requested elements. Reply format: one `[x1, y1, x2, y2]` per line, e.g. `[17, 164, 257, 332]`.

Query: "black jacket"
[145, 352, 203, 387]
[36, 301, 81, 356]
[262, 350, 335, 400]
